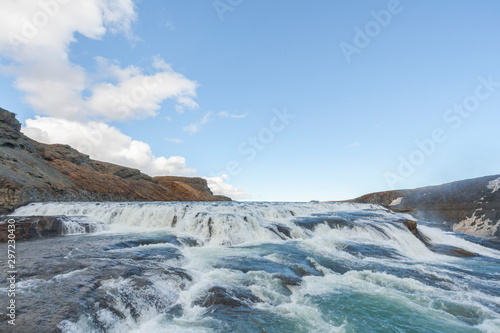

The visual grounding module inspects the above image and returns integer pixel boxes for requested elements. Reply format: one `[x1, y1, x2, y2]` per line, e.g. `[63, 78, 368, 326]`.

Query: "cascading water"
[1, 201, 499, 332]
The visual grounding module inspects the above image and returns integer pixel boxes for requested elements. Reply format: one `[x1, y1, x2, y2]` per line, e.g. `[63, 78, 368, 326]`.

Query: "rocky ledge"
[0, 216, 108, 241]
[0, 107, 230, 216]
[402, 219, 479, 257]
[348, 175, 500, 239]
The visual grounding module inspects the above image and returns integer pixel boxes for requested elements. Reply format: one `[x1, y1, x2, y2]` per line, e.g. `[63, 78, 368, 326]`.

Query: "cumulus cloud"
[183, 112, 211, 135]
[0, 0, 134, 120]
[22, 116, 196, 176]
[0, 0, 135, 56]
[88, 57, 198, 121]
[204, 175, 250, 200]
[1, 0, 199, 177]
[0, 0, 197, 121]
[1, 1, 249, 197]
[218, 111, 248, 119]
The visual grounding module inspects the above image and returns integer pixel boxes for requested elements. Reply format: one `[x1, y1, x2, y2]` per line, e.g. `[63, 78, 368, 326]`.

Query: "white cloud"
[0, 0, 132, 56]
[0, 1, 197, 121]
[9, 57, 87, 120]
[165, 138, 183, 144]
[22, 116, 196, 176]
[0, 0, 233, 197]
[0, 0, 201, 181]
[204, 175, 250, 200]
[88, 57, 198, 121]
[183, 112, 211, 135]
[218, 111, 248, 119]
[345, 142, 361, 149]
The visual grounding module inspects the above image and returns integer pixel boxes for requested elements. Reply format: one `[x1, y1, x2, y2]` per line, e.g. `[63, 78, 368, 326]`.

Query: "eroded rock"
[348, 176, 500, 239]
[0, 216, 107, 241]
[0, 107, 231, 215]
[194, 286, 261, 308]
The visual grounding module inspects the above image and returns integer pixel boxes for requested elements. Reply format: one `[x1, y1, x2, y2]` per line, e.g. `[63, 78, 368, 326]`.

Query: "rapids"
[1, 201, 499, 332]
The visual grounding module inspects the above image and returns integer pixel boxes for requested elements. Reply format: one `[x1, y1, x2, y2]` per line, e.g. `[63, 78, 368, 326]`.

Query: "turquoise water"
[2, 202, 500, 332]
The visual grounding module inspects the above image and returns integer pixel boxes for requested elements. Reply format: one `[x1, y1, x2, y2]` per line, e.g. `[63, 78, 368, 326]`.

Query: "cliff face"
[0, 107, 230, 214]
[348, 175, 500, 238]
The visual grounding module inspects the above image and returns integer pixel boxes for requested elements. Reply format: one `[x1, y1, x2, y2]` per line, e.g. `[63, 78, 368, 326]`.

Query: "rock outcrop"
[0, 216, 107, 241]
[348, 175, 500, 238]
[0, 107, 230, 215]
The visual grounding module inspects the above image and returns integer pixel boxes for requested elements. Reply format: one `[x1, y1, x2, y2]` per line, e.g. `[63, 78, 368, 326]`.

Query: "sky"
[0, 0, 499, 201]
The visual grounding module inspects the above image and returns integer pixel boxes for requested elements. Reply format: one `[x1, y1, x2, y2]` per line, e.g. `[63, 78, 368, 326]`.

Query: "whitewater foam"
[5, 201, 499, 333]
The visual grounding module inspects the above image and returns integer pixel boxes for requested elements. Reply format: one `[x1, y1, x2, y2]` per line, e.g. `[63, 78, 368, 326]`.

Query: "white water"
[58, 216, 109, 235]
[7, 201, 500, 332]
[12, 201, 498, 260]
[12, 201, 400, 245]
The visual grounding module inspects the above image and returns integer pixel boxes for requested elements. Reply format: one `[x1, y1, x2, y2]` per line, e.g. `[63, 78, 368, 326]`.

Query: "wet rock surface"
[1, 204, 498, 332]
[0, 231, 194, 332]
[195, 286, 262, 308]
[0, 215, 107, 241]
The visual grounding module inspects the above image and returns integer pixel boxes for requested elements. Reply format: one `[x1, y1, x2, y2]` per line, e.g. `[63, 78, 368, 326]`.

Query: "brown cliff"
[0, 107, 230, 215]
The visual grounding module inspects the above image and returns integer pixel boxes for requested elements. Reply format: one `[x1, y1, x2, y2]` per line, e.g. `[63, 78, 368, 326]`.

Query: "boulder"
[194, 286, 261, 308]
[403, 220, 417, 235]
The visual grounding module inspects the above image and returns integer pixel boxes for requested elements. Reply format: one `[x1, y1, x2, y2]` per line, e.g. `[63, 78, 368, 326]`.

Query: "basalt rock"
[156, 176, 214, 195]
[0, 107, 231, 215]
[421, 242, 479, 258]
[348, 175, 500, 239]
[214, 195, 232, 201]
[403, 220, 418, 235]
[0, 216, 107, 241]
[400, 219, 478, 256]
[194, 286, 261, 308]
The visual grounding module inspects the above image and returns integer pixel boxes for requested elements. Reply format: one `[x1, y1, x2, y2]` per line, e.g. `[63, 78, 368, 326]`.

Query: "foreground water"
[1, 201, 500, 332]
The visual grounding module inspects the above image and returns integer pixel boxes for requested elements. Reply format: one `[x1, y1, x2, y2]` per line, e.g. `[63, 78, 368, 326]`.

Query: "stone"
[403, 220, 417, 235]
[194, 286, 261, 308]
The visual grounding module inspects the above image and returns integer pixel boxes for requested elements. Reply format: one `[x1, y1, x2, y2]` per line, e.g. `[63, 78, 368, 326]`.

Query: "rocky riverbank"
[348, 175, 500, 239]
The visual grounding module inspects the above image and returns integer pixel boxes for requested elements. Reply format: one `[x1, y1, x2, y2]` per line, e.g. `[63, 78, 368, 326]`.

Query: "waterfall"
[12, 201, 416, 247]
[6, 201, 500, 333]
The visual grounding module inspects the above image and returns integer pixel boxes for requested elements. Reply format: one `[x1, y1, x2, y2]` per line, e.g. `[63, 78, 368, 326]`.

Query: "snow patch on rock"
[454, 209, 499, 237]
[390, 197, 403, 206]
[487, 177, 500, 193]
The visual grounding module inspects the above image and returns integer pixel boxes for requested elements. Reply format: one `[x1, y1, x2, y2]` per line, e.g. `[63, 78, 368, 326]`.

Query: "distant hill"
[347, 175, 500, 239]
[0, 107, 230, 215]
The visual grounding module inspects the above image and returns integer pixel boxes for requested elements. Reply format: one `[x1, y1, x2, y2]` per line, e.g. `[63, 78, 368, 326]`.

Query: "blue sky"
[1, 0, 499, 201]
